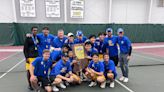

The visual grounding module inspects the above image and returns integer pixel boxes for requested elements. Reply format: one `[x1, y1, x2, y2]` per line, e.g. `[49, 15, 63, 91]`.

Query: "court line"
[133, 53, 164, 63]
[133, 45, 164, 49]
[0, 52, 20, 63]
[115, 80, 135, 92]
[0, 59, 25, 79]
[0, 49, 22, 52]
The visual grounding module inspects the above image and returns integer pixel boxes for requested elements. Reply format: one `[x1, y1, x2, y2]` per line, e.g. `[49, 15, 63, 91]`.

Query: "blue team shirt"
[74, 36, 87, 44]
[104, 35, 118, 57]
[95, 38, 105, 54]
[52, 37, 67, 48]
[103, 60, 117, 78]
[32, 57, 52, 78]
[64, 39, 75, 49]
[37, 33, 55, 56]
[86, 48, 98, 57]
[88, 60, 104, 73]
[117, 36, 131, 54]
[50, 59, 72, 76]
[50, 50, 62, 62]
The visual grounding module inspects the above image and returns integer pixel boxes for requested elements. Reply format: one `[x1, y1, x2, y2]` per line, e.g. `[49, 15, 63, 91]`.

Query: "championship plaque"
[72, 44, 88, 72]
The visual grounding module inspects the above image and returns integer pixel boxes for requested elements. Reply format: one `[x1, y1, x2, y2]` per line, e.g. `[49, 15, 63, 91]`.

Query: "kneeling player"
[29, 50, 52, 92]
[103, 53, 117, 88]
[49, 53, 81, 92]
[85, 53, 106, 88]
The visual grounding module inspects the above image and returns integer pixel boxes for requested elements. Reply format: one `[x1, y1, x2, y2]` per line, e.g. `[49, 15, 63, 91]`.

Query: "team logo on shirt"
[92, 64, 97, 70]
[47, 39, 51, 43]
[41, 61, 44, 65]
[108, 40, 113, 46]
[121, 41, 124, 44]
[92, 64, 95, 68]
[96, 42, 100, 46]
[61, 67, 67, 73]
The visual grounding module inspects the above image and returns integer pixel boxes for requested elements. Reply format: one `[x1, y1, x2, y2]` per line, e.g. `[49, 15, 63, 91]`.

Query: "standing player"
[29, 50, 52, 92]
[37, 27, 55, 56]
[84, 41, 98, 60]
[104, 28, 119, 66]
[52, 29, 67, 48]
[74, 30, 87, 44]
[117, 28, 131, 83]
[103, 53, 117, 88]
[88, 35, 97, 49]
[95, 32, 106, 60]
[85, 53, 106, 88]
[23, 26, 39, 90]
[64, 32, 75, 48]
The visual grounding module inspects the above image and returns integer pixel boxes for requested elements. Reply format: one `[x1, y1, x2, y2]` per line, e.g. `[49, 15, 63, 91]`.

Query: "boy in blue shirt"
[74, 30, 87, 44]
[37, 27, 55, 56]
[95, 32, 106, 60]
[117, 28, 131, 83]
[88, 35, 97, 49]
[30, 49, 52, 92]
[103, 53, 117, 88]
[49, 53, 81, 92]
[84, 41, 98, 60]
[85, 53, 106, 88]
[50, 44, 70, 63]
[104, 28, 119, 66]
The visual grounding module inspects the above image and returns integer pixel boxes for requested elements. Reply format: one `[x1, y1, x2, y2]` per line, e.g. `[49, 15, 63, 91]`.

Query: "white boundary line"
[133, 45, 164, 49]
[0, 49, 22, 52]
[115, 80, 135, 92]
[133, 53, 164, 63]
[0, 52, 20, 63]
[0, 59, 25, 79]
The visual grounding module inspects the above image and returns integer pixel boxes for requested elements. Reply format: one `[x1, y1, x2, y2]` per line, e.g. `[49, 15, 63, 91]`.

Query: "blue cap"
[117, 28, 124, 33]
[76, 30, 83, 36]
[106, 28, 113, 33]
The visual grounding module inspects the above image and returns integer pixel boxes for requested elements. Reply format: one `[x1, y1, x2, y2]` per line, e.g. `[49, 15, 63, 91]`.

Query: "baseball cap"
[76, 30, 83, 36]
[106, 28, 113, 33]
[117, 28, 124, 33]
[67, 32, 74, 37]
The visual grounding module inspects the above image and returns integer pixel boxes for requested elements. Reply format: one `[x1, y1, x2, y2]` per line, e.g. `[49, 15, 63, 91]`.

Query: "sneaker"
[59, 83, 66, 89]
[35, 88, 41, 92]
[65, 81, 70, 86]
[28, 86, 34, 90]
[123, 77, 129, 83]
[88, 81, 97, 87]
[100, 81, 106, 88]
[106, 80, 110, 84]
[52, 86, 59, 92]
[119, 76, 125, 81]
[110, 82, 115, 88]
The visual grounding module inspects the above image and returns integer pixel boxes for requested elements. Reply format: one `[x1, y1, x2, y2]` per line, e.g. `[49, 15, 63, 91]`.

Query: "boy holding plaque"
[84, 41, 98, 60]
